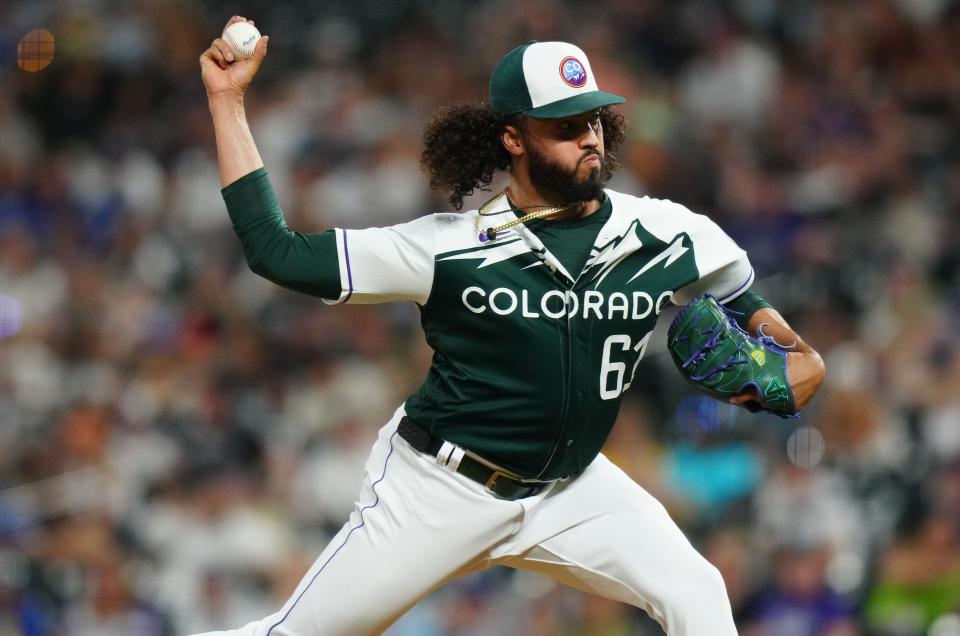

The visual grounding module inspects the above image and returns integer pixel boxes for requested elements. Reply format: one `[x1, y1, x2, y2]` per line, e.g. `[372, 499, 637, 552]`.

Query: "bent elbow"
[246, 255, 277, 281]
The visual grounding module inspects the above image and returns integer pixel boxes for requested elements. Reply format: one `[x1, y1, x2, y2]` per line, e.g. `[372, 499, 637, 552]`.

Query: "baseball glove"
[667, 294, 798, 418]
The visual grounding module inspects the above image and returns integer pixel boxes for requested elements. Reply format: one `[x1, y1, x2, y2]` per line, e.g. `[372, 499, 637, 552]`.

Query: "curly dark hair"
[421, 105, 626, 210]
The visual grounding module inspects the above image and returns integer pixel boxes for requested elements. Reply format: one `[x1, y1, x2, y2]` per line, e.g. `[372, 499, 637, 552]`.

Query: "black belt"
[397, 417, 551, 500]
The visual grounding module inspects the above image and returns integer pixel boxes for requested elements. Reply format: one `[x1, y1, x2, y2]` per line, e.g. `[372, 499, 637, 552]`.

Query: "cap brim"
[521, 91, 625, 119]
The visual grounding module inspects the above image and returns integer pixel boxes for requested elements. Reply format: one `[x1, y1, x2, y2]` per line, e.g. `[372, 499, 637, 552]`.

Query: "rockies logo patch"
[559, 56, 587, 87]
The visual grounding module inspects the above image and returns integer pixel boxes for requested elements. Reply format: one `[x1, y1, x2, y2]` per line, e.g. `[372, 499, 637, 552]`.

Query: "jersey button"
[566, 439, 574, 446]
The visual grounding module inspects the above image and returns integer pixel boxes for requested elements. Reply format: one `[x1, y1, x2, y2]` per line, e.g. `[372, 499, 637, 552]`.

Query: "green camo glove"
[667, 294, 798, 418]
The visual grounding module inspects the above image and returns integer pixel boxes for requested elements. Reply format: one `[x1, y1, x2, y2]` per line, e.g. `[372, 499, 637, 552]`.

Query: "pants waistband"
[397, 417, 551, 501]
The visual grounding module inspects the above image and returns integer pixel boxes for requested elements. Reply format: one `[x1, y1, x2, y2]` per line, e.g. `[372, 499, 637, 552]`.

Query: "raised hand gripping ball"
[223, 21, 261, 60]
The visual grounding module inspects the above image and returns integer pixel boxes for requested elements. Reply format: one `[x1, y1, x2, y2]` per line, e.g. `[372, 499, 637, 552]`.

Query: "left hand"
[729, 307, 825, 411]
[730, 350, 825, 410]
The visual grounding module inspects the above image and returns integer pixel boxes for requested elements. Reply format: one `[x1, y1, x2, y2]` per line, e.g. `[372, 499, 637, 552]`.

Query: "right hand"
[199, 16, 269, 99]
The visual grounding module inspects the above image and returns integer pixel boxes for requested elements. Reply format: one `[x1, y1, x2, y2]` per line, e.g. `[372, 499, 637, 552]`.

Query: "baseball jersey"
[322, 189, 753, 480]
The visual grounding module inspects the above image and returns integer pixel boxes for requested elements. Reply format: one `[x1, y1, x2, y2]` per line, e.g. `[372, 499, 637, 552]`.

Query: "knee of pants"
[689, 560, 729, 603]
[656, 557, 731, 626]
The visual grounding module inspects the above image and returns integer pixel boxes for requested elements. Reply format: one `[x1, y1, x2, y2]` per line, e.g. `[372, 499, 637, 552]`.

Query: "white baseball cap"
[489, 41, 625, 118]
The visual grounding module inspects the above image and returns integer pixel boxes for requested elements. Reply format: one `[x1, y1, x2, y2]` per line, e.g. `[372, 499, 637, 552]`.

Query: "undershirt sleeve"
[222, 168, 341, 299]
[723, 288, 774, 329]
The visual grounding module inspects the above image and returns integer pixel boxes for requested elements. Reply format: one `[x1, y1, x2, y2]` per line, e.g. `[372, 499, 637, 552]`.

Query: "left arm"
[653, 201, 825, 411]
[731, 306, 826, 410]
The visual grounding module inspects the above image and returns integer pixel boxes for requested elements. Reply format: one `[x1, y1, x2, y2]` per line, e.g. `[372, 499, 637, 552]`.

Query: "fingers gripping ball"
[667, 295, 798, 418]
[223, 21, 261, 60]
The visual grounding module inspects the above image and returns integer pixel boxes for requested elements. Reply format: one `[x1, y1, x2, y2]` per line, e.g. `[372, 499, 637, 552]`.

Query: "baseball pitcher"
[197, 16, 825, 636]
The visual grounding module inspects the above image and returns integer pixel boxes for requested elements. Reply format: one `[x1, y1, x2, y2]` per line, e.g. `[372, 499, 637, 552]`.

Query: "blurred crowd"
[2, 0, 960, 634]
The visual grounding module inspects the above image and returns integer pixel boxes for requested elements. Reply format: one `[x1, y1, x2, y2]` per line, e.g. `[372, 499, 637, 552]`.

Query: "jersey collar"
[478, 189, 632, 285]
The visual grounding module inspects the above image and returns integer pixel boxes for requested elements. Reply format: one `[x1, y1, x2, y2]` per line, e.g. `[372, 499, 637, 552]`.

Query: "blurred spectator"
[866, 503, 960, 635]
[754, 457, 864, 559]
[661, 402, 763, 518]
[741, 541, 860, 636]
[62, 555, 170, 636]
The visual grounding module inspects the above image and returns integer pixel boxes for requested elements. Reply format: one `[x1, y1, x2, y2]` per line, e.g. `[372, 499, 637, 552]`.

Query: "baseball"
[223, 21, 260, 60]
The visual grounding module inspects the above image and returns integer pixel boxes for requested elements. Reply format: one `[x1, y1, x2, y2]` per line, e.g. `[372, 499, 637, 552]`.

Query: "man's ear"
[501, 124, 524, 158]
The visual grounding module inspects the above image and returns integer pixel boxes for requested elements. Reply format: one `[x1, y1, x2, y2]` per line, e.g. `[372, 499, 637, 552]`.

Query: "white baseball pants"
[192, 407, 737, 636]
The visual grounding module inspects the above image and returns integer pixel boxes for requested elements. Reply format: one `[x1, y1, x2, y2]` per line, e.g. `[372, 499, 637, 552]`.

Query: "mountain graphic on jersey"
[430, 218, 701, 327]
[586, 231, 697, 301]
[436, 238, 532, 269]
[585, 220, 691, 290]
[434, 219, 699, 310]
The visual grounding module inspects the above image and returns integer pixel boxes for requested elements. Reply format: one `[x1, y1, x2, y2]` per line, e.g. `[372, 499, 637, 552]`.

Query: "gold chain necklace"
[477, 187, 583, 242]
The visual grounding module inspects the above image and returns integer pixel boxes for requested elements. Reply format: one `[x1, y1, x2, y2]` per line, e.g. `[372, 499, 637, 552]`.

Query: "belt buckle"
[485, 470, 505, 495]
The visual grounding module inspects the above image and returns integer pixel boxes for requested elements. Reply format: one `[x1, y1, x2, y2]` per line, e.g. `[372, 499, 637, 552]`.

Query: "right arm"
[200, 15, 267, 186]
[200, 17, 340, 299]
[199, 20, 436, 305]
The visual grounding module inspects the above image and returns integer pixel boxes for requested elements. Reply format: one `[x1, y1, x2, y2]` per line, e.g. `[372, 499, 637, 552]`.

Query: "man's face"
[520, 110, 608, 203]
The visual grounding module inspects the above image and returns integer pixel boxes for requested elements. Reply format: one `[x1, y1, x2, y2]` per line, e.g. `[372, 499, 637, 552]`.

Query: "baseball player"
[198, 16, 825, 636]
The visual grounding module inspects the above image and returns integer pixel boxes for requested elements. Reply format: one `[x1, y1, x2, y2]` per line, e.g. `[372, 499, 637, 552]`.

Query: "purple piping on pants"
[342, 230, 354, 303]
[265, 431, 397, 635]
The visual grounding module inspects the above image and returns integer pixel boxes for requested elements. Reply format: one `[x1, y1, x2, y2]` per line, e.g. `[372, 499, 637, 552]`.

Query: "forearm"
[724, 291, 813, 354]
[201, 29, 339, 294]
[223, 169, 341, 298]
[747, 308, 813, 354]
[208, 93, 264, 187]
[725, 289, 772, 330]
[748, 307, 825, 408]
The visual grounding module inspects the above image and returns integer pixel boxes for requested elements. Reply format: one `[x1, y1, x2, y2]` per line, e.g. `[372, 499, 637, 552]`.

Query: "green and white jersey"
[326, 190, 753, 480]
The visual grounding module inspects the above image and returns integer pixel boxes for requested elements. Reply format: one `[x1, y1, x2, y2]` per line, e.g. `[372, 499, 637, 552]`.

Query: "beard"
[526, 142, 608, 204]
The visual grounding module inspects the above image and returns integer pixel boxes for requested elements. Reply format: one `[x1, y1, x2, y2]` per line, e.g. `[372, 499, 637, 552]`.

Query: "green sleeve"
[222, 168, 341, 299]
[724, 289, 773, 330]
